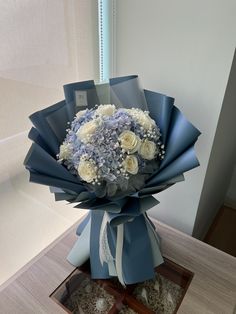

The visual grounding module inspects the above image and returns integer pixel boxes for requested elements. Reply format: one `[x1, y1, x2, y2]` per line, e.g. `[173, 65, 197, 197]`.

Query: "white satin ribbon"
[115, 224, 125, 286]
[99, 212, 116, 276]
[99, 212, 125, 286]
[99, 212, 113, 265]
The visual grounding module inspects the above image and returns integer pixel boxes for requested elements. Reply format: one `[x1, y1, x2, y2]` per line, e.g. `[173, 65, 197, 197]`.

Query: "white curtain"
[0, 0, 99, 140]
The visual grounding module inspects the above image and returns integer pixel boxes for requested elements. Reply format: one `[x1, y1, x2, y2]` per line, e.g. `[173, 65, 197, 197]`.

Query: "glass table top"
[50, 258, 193, 314]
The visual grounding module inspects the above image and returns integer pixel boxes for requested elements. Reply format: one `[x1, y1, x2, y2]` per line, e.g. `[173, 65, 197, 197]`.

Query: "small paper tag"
[75, 90, 88, 109]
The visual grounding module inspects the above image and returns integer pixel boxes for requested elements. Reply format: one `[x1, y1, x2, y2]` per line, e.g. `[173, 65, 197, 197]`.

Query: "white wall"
[114, 0, 236, 234]
[0, 0, 98, 140]
[193, 52, 236, 238]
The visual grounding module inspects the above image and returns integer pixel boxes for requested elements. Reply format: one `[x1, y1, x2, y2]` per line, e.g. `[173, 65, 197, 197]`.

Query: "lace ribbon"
[99, 212, 125, 286]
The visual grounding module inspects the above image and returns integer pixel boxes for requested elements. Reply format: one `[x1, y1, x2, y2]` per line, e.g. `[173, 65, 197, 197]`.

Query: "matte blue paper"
[64, 80, 99, 112]
[76, 212, 91, 236]
[25, 143, 79, 184]
[109, 75, 147, 110]
[144, 89, 174, 145]
[28, 127, 51, 153]
[29, 172, 85, 194]
[90, 210, 111, 279]
[29, 100, 70, 154]
[160, 107, 201, 169]
[89, 210, 157, 284]
[146, 146, 199, 187]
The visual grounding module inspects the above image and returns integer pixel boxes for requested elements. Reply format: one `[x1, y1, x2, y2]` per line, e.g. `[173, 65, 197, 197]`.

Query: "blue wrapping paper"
[24, 75, 200, 284]
[90, 211, 155, 283]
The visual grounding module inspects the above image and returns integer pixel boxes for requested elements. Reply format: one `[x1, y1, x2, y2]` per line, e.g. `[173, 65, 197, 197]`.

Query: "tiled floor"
[0, 132, 86, 286]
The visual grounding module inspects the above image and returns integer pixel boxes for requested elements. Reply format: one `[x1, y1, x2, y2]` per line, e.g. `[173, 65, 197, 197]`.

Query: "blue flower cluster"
[58, 105, 165, 197]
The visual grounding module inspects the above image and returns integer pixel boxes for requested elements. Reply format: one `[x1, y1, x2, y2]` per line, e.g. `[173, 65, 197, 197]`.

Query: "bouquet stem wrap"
[67, 196, 164, 285]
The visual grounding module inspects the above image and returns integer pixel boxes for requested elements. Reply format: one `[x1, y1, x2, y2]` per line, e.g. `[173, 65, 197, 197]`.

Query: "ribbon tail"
[99, 212, 116, 276]
[108, 261, 117, 276]
[116, 224, 125, 286]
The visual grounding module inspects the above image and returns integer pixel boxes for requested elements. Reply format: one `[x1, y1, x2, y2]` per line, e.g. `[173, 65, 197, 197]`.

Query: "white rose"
[123, 155, 139, 175]
[126, 108, 155, 130]
[96, 104, 116, 116]
[76, 120, 98, 143]
[76, 109, 87, 119]
[59, 143, 72, 160]
[77, 159, 97, 183]
[139, 140, 157, 160]
[118, 130, 141, 153]
[139, 113, 156, 130]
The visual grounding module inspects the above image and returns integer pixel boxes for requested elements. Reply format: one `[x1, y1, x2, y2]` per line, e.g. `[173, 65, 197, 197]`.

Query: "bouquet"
[24, 75, 200, 285]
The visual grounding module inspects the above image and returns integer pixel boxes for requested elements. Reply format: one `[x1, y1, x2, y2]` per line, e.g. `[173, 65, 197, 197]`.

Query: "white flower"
[118, 130, 141, 153]
[59, 143, 72, 160]
[76, 120, 98, 143]
[126, 108, 155, 130]
[139, 140, 157, 160]
[96, 104, 116, 117]
[77, 159, 97, 183]
[76, 109, 87, 119]
[123, 155, 139, 175]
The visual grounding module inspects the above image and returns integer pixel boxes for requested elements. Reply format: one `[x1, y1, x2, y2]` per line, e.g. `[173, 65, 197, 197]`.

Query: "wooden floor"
[0, 217, 235, 314]
[205, 206, 236, 257]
